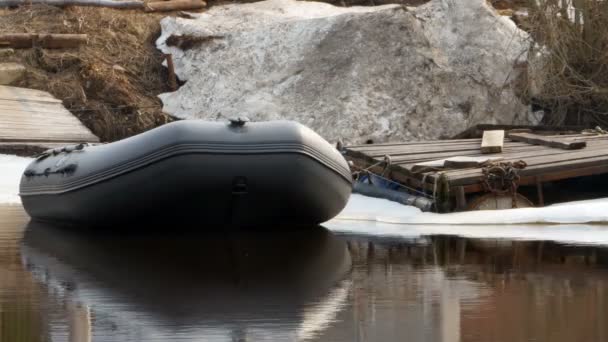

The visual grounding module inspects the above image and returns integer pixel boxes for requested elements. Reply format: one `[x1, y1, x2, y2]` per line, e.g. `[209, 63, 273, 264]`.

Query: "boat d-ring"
[228, 116, 250, 127]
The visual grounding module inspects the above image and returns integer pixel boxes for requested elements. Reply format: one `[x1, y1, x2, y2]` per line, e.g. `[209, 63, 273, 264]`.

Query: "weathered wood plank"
[508, 132, 587, 150]
[0, 86, 61, 102]
[0, 85, 99, 147]
[390, 142, 608, 165]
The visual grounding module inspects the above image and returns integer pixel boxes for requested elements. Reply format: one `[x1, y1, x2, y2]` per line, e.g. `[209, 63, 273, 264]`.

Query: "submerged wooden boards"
[0, 85, 98, 154]
[344, 132, 608, 195]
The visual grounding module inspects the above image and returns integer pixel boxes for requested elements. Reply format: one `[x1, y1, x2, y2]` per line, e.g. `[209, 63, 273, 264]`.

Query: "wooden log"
[480, 130, 504, 154]
[508, 132, 587, 150]
[507, 128, 532, 134]
[164, 54, 177, 91]
[454, 186, 467, 211]
[535, 177, 544, 206]
[0, 0, 144, 8]
[145, 0, 205, 12]
[0, 34, 87, 49]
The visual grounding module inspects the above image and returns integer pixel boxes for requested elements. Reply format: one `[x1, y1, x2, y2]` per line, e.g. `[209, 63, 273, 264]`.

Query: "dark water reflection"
[1, 205, 608, 342]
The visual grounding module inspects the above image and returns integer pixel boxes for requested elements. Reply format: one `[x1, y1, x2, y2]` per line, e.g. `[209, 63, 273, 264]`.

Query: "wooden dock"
[0, 85, 99, 155]
[343, 127, 608, 211]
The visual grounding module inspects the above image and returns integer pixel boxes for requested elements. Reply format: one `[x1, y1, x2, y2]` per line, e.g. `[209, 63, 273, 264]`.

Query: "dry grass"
[524, 0, 608, 126]
[0, 5, 176, 141]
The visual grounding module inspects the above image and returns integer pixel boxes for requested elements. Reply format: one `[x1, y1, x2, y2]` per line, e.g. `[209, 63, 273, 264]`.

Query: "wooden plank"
[0, 86, 61, 103]
[392, 146, 580, 169]
[508, 132, 586, 150]
[347, 138, 544, 154]
[0, 85, 99, 144]
[391, 142, 599, 165]
[402, 142, 608, 173]
[480, 130, 504, 154]
[358, 142, 532, 158]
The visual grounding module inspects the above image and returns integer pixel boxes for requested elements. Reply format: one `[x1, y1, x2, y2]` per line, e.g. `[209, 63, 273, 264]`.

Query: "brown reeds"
[525, 0, 608, 127]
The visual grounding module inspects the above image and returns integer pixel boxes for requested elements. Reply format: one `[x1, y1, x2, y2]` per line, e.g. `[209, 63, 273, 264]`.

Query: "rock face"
[156, 0, 535, 144]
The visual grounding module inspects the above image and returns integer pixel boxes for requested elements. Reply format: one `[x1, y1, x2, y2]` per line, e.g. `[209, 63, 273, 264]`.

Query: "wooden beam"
[0, 34, 87, 49]
[454, 186, 467, 211]
[480, 130, 504, 154]
[508, 132, 586, 150]
[145, 0, 206, 12]
[535, 177, 544, 206]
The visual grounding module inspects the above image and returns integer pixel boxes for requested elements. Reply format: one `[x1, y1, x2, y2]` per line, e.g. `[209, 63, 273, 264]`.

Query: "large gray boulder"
[156, 0, 536, 143]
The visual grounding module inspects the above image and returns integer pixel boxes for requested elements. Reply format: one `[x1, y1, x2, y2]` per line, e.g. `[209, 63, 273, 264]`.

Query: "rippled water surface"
[1, 205, 607, 342]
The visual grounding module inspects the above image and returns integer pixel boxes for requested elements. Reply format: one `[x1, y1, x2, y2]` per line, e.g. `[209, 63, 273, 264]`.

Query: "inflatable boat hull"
[19, 120, 352, 227]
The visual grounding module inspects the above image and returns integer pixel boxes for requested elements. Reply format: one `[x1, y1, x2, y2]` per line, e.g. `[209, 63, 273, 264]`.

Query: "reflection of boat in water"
[21, 222, 352, 341]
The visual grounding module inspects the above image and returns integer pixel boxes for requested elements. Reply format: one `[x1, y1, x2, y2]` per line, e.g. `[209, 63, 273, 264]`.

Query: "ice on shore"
[333, 194, 608, 225]
[0, 154, 31, 204]
[326, 194, 608, 245]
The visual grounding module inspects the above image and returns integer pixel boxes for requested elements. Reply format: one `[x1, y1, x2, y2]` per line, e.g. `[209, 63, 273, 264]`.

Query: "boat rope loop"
[350, 157, 432, 200]
[24, 164, 78, 178]
[35, 143, 90, 162]
[357, 154, 392, 176]
[481, 160, 527, 208]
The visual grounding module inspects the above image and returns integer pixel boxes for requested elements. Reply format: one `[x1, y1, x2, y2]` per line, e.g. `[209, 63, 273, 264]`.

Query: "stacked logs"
[0, 0, 206, 49]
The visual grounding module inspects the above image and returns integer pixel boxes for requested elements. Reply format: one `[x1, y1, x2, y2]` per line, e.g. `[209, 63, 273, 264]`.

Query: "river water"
[1, 204, 607, 342]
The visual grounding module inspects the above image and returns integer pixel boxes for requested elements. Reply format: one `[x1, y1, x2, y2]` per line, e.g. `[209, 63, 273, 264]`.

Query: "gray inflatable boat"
[19, 119, 352, 227]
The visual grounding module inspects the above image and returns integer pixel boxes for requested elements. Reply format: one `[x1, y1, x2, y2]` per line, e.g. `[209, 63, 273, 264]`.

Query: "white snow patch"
[0, 154, 31, 203]
[332, 194, 608, 225]
[325, 194, 608, 245]
[325, 219, 608, 246]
